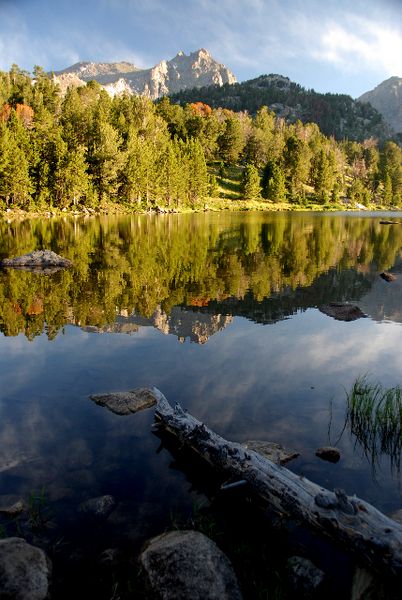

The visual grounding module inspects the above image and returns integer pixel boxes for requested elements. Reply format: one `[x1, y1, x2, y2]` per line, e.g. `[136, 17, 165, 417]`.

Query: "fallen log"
[150, 388, 402, 581]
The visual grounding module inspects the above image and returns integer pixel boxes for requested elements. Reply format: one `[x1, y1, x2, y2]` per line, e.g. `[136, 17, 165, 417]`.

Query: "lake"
[1, 210, 402, 597]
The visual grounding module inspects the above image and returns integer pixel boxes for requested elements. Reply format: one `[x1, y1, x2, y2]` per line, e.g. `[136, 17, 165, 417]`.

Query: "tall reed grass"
[346, 376, 402, 472]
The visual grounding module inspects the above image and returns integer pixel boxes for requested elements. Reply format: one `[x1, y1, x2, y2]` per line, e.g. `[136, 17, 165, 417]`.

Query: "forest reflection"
[1, 212, 402, 340]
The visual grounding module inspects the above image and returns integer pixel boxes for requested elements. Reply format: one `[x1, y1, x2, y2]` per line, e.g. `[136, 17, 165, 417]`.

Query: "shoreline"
[1, 197, 399, 221]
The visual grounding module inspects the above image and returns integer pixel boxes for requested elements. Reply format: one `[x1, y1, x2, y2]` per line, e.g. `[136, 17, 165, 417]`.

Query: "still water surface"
[1, 211, 402, 589]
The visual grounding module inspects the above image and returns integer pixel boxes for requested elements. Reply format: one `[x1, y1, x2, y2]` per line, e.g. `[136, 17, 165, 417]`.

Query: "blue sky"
[0, 0, 401, 97]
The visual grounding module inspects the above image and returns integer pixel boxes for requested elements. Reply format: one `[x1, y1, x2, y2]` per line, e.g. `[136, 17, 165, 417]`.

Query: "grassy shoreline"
[0, 196, 398, 221]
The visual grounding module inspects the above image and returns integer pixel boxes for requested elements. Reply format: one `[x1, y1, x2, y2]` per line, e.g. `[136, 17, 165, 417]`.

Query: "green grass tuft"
[346, 376, 402, 471]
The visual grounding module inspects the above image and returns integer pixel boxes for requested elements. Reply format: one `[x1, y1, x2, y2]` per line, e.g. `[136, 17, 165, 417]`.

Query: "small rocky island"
[0, 250, 72, 272]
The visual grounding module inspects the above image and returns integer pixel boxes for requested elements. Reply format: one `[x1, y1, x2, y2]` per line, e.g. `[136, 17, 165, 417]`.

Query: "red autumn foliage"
[0, 104, 11, 122]
[0, 103, 34, 127]
[189, 102, 212, 117]
[16, 103, 34, 128]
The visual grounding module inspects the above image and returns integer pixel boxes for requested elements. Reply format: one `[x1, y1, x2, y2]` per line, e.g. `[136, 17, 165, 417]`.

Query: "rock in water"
[90, 387, 157, 415]
[243, 441, 299, 465]
[315, 446, 341, 463]
[140, 530, 243, 600]
[0, 537, 52, 600]
[286, 556, 325, 597]
[0, 250, 72, 272]
[0, 495, 26, 516]
[78, 494, 116, 519]
[318, 303, 366, 322]
[380, 272, 396, 282]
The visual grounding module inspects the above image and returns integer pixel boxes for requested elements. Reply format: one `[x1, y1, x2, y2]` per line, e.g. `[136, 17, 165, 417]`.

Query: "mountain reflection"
[1, 212, 402, 340]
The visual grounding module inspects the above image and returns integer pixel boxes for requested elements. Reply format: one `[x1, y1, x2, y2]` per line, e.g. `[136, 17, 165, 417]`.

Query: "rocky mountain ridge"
[170, 73, 395, 142]
[358, 76, 402, 134]
[52, 49, 236, 99]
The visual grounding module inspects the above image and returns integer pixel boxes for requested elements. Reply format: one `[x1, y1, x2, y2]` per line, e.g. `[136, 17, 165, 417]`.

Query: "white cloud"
[315, 18, 402, 76]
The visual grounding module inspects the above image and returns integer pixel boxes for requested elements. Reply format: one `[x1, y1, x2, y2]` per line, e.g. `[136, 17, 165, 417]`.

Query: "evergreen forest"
[0, 64, 401, 211]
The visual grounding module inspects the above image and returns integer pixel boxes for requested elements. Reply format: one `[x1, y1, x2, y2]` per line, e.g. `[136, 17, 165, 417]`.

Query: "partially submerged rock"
[318, 303, 366, 322]
[0, 537, 52, 600]
[90, 387, 157, 415]
[243, 440, 299, 465]
[0, 250, 72, 272]
[315, 446, 341, 463]
[78, 494, 116, 519]
[140, 530, 243, 600]
[286, 556, 325, 598]
[0, 495, 26, 516]
[380, 272, 396, 282]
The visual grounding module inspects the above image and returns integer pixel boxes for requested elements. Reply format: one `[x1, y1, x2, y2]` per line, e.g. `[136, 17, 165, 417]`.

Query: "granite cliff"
[52, 49, 236, 98]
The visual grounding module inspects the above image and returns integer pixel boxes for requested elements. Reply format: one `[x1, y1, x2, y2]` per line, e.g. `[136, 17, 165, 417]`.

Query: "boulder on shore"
[140, 530, 243, 600]
[318, 303, 366, 322]
[0, 537, 52, 600]
[0, 250, 72, 272]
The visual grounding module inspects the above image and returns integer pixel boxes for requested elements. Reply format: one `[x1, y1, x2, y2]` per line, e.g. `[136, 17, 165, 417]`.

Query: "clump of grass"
[28, 486, 49, 531]
[346, 376, 402, 472]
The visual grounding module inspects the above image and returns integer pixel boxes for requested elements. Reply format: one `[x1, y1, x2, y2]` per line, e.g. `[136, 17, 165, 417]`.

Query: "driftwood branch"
[150, 388, 402, 580]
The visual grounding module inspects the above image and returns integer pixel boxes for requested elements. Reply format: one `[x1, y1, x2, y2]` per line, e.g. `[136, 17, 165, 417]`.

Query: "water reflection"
[1, 212, 402, 563]
[1, 212, 402, 340]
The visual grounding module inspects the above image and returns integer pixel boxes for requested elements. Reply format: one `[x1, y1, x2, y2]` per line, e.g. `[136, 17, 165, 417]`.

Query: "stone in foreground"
[140, 530, 243, 600]
[243, 440, 299, 465]
[0, 537, 52, 600]
[315, 446, 341, 463]
[318, 303, 366, 322]
[90, 387, 157, 415]
[0, 250, 72, 272]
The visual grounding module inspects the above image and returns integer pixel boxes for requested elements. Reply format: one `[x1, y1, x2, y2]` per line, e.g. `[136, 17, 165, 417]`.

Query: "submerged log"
[149, 388, 402, 580]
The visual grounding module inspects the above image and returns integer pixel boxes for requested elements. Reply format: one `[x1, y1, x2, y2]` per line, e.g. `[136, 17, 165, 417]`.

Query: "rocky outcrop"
[0, 250, 72, 272]
[0, 537, 52, 600]
[53, 49, 237, 99]
[359, 77, 402, 134]
[140, 530, 242, 599]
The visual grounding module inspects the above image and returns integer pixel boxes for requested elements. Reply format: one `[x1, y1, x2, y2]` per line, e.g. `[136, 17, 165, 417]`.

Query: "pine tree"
[312, 148, 335, 203]
[241, 163, 261, 200]
[265, 163, 287, 202]
[61, 146, 90, 208]
[88, 120, 123, 203]
[0, 125, 32, 207]
[217, 116, 245, 165]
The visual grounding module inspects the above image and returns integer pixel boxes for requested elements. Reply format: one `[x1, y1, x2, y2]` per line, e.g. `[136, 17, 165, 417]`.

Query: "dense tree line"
[0, 65, 401, 209]
[0, 66, 209, 210]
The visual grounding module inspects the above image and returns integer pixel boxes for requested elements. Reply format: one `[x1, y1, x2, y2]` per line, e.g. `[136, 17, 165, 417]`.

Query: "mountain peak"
[53, 49, 237, 99]
[358, 76, 402, 133]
